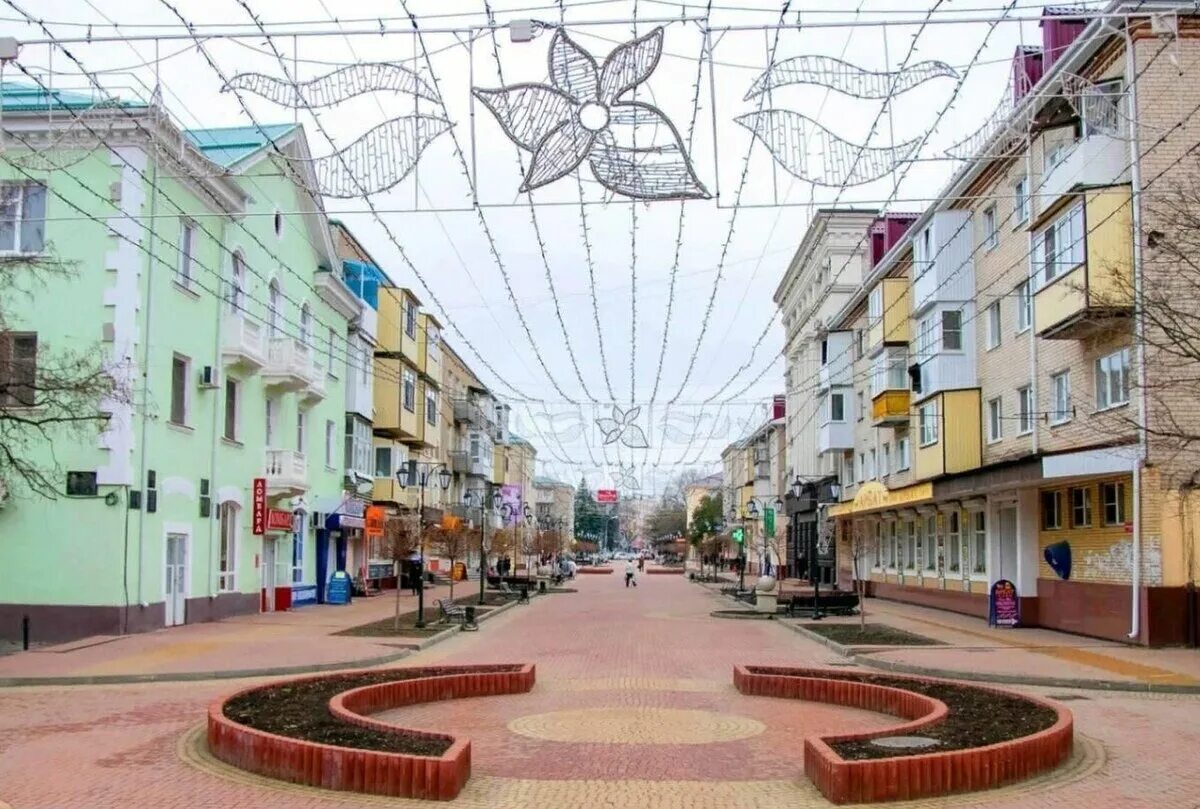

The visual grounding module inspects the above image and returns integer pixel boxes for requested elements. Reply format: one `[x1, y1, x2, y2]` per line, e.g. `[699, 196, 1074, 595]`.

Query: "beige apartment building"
[800, 5, 1200, 645]
[720, 399, 789, 576]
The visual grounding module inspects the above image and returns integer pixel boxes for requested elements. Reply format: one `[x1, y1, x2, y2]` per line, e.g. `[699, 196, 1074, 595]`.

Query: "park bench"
[784, 591, 860, 617]
[436, 599, 468, 625]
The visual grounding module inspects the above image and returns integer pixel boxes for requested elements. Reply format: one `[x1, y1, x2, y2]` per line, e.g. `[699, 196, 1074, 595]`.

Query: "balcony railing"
[1038, 133, 1129, 215]
[221, 314, 266, 370]
[264, 448, 308, 492]
[302, 357, 326, 401]
[263, 337, 315, 391]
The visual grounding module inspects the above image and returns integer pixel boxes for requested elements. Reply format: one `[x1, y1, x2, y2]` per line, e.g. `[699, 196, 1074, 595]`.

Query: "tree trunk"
[394, 563, 401, 631]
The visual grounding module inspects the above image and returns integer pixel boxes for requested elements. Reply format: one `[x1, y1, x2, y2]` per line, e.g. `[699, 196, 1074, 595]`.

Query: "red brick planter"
[208, 664, 535, 800]
[577, 567, 615, 574]
[734, 665, 1073, 804]
[646, 567, 686, 575]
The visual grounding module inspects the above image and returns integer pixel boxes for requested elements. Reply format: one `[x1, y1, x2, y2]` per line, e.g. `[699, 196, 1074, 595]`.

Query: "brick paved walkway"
[1, 575, 1199, 808]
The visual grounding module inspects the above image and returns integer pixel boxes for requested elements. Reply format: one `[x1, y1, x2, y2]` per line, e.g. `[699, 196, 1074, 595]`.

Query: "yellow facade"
[1037, 475, 1135, 584]
[868, 278, 910, 350]
[913, 390, 982, 481]
[418, 313, 442, 380]
[374, 356, 401, 435]
[871, 390, 910, 425]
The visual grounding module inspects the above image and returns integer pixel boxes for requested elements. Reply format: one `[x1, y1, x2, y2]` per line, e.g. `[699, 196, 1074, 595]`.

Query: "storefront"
[320, 497, 367, 604]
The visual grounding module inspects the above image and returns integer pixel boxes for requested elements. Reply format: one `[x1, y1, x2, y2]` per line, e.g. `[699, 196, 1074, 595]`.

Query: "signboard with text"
[251, 478, 266, 536]
[988, 579, 1020, 628]
[596, 489, 618, 504]
[365, 506, 385, 538]
[764, 507, 775, 538]
[266, 508, 294, 532]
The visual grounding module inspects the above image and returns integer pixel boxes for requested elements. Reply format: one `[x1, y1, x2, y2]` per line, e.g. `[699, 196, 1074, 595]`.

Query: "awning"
[828, 481, 934, 518]
[1042, 445, 1138, 480]
[325, 513, 365, 531]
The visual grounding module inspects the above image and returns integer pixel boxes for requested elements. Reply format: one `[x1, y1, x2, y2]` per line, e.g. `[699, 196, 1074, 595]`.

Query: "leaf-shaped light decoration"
[223, 63, 440, 108]
[590, 102, 710, 200]
[293, 115, 451, 198]
[735, 109, 920, 187]
[744, 55, 958, 101]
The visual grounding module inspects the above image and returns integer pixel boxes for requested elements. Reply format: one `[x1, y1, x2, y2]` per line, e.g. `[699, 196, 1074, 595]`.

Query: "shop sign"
[365, 506, 385, 538]
[764, 507, 775, 538]
[828, 481, 933, 517]
[596, 489, 618, 503]
[251, 478, 266, 535]
[266, 508, 294, 532]
[988, 579, 1020, 628]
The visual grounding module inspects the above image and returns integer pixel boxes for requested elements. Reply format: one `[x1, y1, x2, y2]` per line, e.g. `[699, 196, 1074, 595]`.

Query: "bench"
[353, 576, 379, 597]
[785, 592, 860, 617]
[436, 599, 468, 625]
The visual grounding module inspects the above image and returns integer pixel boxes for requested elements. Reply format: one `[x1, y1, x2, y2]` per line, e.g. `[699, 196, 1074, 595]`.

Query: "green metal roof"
[1, 82, 145, 112]
[183, 123, 298, 169]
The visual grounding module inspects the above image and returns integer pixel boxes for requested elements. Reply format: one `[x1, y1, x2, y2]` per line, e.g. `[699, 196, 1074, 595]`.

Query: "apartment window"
[1015, 280, 1031, 333]
[292, 531, 304, 584]
[0, 332, 37, 406]
[1070, 487, 1092, 528]
[1095, 348, 1130, 410]
[265, 397, 278, 446]
[169, 354, 189, 426]
[1035, 202, 1084, 286]
[268, 280, 282, 336]
[1102, 482, 1126, 526]
[972, 511, 987, 574]
[858, 453, 866, 483]
[300, 303, 312, 346]
[1018, 386, 1034, 435]
[223, 378, 239, 441]
[947, 511, 961, 573]
[924, 514, 937, 570]
[985, 301, 1001, 350]
[887, 522, 897, 567]
[857, 391, 865, 421]
[897, 433, 911, 470]
[1041, 490, 1063, 530]
[0, 182, 47, 253]
[346, 416, 373, 477]
[296, 410, 307, 453]
[402, 369, 416, 412]
[404, 298, 417, 339]
[868, 285, 883, 327]
[178, 220, 195, 288]
[829, 392, 845, 422]
[919, 401, 938, 446]
[1051, 371, 1071, 424]
[324, 419, 335, 469]
[869, 449, 877, 480]
[1045, 139, 1072, 171]
[856, 329, 865, 359]
[881, 443, 890, 476]
[942, 310, 963, 351]
[917, 226, 932, 276]
[917, 314, 936, 361]
[327, 328, 338, 379]
[425, 387, 438, 426]
[1014, 176, 1029, 224]
[820, 339, 828, 365]
[218, 502, 238, 591]
[374, 446, 392, 478]
[987, 397, 1003, 443]
[982, 204, 998, 250]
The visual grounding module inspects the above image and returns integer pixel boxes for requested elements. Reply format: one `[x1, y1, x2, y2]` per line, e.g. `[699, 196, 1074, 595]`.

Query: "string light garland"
[222, 62, 441, 106]
[300, 115, 451, 198]
[743, 54, 958, 99]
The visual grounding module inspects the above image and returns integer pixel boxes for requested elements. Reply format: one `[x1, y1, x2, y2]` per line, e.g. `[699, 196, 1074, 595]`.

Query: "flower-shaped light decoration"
[473, 27, 710, 200]
[614, 464, 641, 491]
[596, 404, 649, 449]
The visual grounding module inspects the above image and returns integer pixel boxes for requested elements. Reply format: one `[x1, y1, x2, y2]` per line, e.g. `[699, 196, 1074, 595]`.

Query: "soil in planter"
[746, 668, 1058, 760]
[334, 605, 494, 638]
[799, 623, 942, 647]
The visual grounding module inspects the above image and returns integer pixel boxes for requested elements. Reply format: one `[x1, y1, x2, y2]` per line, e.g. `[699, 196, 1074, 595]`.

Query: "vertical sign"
[252, 477, 266, 536]
[364, 506, 385, 538]
[763, 507, 776, 538]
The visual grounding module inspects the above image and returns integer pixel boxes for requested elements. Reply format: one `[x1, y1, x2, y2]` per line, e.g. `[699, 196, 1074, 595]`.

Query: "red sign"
[251, 478, 266, 536]
[266, 508, 294, 532]
[365, 506, 385, 538]
[596, 489, 618, 504]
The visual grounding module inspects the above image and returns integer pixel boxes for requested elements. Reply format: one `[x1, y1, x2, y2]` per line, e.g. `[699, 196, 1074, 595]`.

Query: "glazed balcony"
[264, 448, 308, 494]
[221, 314, 266, 371]
[1037, 134, 1128, 219]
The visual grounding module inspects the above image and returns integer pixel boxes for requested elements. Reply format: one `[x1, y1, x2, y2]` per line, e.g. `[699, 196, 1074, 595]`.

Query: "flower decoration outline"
[596, 404, 650, 449]
[473, 27, 710, 200]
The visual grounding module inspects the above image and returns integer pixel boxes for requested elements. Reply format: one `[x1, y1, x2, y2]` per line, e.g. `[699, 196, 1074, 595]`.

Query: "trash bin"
[463, 605, 478, 631]
[539, 580, 548, 594]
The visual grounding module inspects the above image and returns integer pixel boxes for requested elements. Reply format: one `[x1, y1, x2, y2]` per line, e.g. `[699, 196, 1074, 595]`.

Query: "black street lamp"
[464, 489, 504, 606]
[812, 480, 843, 621]
[397, 462, 451, 628]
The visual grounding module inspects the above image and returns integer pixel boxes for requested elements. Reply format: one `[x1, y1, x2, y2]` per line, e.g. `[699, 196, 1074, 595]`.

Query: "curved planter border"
[577, 567, 615, 574]
[646, 568, 686, 575]
[208, 663, 535, 801]
[734, 665, 1073, 805]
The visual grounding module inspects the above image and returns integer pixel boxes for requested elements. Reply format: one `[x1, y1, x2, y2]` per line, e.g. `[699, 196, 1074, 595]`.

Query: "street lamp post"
[397, 462, 451, 628]
[812, 480, 842, 621]
[745, 495, 785, 578]
[464, 489, 503, 607]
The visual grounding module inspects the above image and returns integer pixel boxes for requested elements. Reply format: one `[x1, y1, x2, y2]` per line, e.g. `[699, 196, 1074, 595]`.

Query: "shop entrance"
[164, 532, 187, 627]
[262, 537, 276, 612]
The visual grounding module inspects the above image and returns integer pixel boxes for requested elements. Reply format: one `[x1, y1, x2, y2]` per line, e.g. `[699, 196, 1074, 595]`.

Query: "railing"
[265, 337, 314, 383]
[222, 315, 266, 365]
[304, 357, 326, 399]
[449, 450, 469, 474]
[264, 448, 308, 488]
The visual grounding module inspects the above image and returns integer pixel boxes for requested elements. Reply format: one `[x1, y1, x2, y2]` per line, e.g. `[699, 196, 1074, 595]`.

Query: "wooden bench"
[436, 599, 468, 625]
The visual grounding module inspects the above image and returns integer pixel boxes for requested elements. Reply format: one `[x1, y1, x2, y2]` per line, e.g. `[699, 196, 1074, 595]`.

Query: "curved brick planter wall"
[577, 567, 615, 574]
[208, 664, 535, 801]
[646, 568, 686, 575]
[734, 665, 1073, 804]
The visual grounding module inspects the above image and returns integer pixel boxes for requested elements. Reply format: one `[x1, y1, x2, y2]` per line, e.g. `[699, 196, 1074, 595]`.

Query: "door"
[998, 506, 1018, 582]
[164, 533, 187, 627]
[262, 537, 276, 612]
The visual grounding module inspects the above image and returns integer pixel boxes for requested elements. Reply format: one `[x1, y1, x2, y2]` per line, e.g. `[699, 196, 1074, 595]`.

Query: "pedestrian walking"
[624, 560, 638, 587]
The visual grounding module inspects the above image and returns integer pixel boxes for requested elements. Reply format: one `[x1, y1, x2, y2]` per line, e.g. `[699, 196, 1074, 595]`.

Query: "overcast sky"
[9, 0, 1074, 491]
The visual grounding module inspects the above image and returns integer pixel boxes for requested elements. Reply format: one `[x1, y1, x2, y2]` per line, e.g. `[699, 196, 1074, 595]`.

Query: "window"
[223, 378, 239, 441]
[1041, 490, 1063, 530]
[987, 397, 1003, 442]
[919, 401, 939, 446]
[1051, 371, 1071, 424]
[858, 453, 866, 483]
[905, 520, 916, 570]
[1102, 482, 1126, 526]
[374, 446, 392, 477]
[1095, 348, 1130, 410]
[942, 310, 963, 351]
[296, 410, 306, 453]
[402, 369, 416, 412]
[1015, 280, 1031, 333]
[986, 302, 1001, 350]
[178, 220, 195, 288]
[300, 303, 312, 346]
[324, 419, 335, 469]
[857, 391, 865, 421]
[1080, 79, 1124, 137]
[982, 205, 998, 250]
[218, 502, 238, 591]
[881, 443, 890, 477]
[924, 514, 937, 570]
[917, 314, 936, 360]
[1018, 386, 1034, 435]
[346, 416, 373, 477]
[327, 328, 338, 379]
[0, 332, 37, 406]
[855, 329, 865, 359]
[229, 252, 246, 312]
[292, 529, 304, 584]
[947, 510, 961, 573]
[916, 226, 932, 276]
[1035, 203, 1085, 285]
[829, 392, 845, 422]
[404, 298, 417, 339]
[169, 354, 189, 426]
[869, 449, 877, 480]
[1014, 176, 1029, 224]
[820, 339, 828, 365]
[972, 511, 987, 574]
[868, 285, 883, 327]
[425, 387, 438, 426]
[0, 182, 47, 253]
[1045, 139, 1072, 171]
[897, 433, 911, 470]
[1070, 487, 1092, 528]
[268, 280, 282, 336]
[886, 522, 897, 567]
[265, 397, 278, 446]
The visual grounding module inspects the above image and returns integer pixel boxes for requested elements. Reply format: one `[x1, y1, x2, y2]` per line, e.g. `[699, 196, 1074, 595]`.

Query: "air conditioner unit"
[198, 365, 219, 389]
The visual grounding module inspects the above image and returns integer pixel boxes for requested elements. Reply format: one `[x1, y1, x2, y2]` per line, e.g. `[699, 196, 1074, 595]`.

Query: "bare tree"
[384, 514, 419, 630]
[430, 523, 470, 601]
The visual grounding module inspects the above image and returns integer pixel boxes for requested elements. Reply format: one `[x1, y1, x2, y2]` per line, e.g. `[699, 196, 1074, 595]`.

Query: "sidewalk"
[0, 581, 479, 684]
[793, 598, 1200, 690]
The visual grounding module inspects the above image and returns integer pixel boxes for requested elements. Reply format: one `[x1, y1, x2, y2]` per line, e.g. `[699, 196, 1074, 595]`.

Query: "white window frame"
[919, 401, 939, 447]
[982, 204, 998, 250]
[924, 514, 937, 571]
[869, 449, 877, 480]
[1070, 486, 1092, 528]
[425, 386, 438, 427]
[1014, 176, 1029, 225]
[324, 419, 335, 469]
[292, 528, 304, 584]
[897, 434, 911, 470]
[971, 511, 987, 576]
[905, 520, 917, 571]
[169, 353, 190, 427]
[178, 219, 196, 289]
[858, 453, 866, 483]
[917, 314, 936, 361]
[229, 252, 246, 313]
[1017, 385, 1034, 435]
[402, 369, 417, 412]
[880, 442, 890, 477]
[265, 397, 279, 447]
[1101, 481, 1126, 526]
[947, 510, 961, 573]
[1015, 279, 1031, 334]
[299, 303, 312, 346]
[404, 298, 418, 339]
[268, 280, 282, 337]
[0, 182, 47, 254]
[1034, 202, 1085, 287]
[829, 392, 845, 423]
[218, 502, 239, 591]
[857, 391, 865, 421]
[941, 309, 963, 352]
[868, 285, 883, 328]
[985, 301, 1001, 350]
[987, 396, 1003, 443]
[1095, 348, 1131, 411]
[296, 409, 307, 454]
[223, 377, 239, 442]
[1051, 371, 1071, 425]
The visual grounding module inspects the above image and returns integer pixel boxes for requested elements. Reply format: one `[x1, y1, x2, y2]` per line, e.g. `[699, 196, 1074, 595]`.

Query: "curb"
[776, 620, 1200, 695]
[0, 594, 530, 688]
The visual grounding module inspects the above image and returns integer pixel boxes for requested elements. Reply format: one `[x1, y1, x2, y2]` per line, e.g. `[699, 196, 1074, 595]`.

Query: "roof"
[533, 476, 572, 489]
[1, 82, 146, 112]
[184, 123, 299, 169]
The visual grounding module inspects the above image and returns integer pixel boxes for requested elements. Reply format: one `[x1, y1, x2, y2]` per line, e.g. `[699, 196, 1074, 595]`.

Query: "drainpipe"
[1125, 24, 1148, 641]
[134, 150, 161, 611]
[208, 217, 227, 599]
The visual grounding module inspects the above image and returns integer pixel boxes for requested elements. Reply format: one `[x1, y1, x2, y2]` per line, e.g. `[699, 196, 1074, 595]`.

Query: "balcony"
[755, 460, 771, 480]
[872, 390, 910, 425]
[817, 420, 854, 454]
[911, 211, 974, 317]
[301, 357, 326, 402]
[1037, 134, 1128, 219]
[221, 314, 266, 370]
[264, 448, 308, 494]
[817, 332, 853, 391]
[262, 337, 315, 391]
[866, 279, 910, 356]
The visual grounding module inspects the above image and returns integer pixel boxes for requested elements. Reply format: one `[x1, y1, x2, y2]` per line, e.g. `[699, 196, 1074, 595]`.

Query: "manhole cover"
[870, 735, 940, 750]
[1047, 693, 1090, 701]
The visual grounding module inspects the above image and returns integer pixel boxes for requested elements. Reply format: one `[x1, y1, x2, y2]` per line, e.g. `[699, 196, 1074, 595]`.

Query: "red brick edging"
[646, 568, 686, 575]
[577, 567, 615, 574]
[208, 664, 535, 800]
[734, 665, 1073, 804]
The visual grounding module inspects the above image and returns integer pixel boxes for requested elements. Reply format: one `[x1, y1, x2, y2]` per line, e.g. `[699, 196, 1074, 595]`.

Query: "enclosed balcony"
[817, 420, 854, 454]
[817, 331, 853, 391]
[221, 314, 266, 371]
[1038, 134, 1128, 217]
[866, 278, 910, 357]
[871, 348, 910, 425]
[264, 448, 308, 494]
[262, 337, 315, 391]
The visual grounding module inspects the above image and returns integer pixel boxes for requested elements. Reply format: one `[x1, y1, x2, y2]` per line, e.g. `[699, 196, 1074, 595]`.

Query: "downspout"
[135, 151, 161, 610]
[1026, 127, 1037, 458]
[208, 216, 227, 599]
[1125, 23, 1148, 641]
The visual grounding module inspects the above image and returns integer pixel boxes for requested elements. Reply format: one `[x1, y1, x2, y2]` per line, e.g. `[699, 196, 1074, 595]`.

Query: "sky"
[5, 0, 1089, 492]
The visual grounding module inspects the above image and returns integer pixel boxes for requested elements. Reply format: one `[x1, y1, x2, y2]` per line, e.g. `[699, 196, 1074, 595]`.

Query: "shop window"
[218, 503, 238, 591]
[1041, 490, 1063, 530]
[947, 511, 961, 573]
[1070, 487, 1092, 528]
[972, 511, 987, 574]
[905, 520, 916, 570]
[924, 514, 937, 571]
[1101, 482, 1126, 526]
